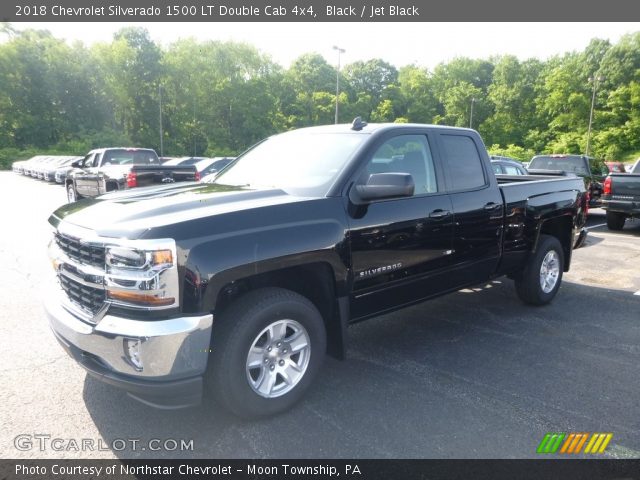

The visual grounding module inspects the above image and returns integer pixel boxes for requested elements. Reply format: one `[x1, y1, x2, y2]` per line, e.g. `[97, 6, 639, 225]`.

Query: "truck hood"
[51, 182, 306, 239]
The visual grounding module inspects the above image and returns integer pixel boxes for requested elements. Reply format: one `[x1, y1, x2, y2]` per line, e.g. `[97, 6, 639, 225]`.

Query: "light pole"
[586, 75, 603, 157]
[333, 45, 345, 124]
[158, 84, 164, 158]
[469, 97, 476, 129]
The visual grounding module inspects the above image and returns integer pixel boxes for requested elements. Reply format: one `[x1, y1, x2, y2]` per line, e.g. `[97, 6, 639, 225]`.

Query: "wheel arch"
[202, 260, 349, 360]
[105, 179, 119, 192]
[535, 215, 573, 271]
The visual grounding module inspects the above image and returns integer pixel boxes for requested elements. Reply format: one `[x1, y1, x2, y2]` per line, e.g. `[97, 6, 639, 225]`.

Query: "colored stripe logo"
[537, 433, 612, 454]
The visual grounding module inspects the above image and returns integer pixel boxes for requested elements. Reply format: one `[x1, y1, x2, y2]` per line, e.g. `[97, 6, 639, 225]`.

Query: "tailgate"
[610, 173, 640, 198]
[132, 165, 198, 187]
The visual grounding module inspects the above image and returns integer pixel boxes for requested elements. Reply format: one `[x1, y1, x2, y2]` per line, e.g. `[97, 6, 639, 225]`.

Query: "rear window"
[529, 156, 588, 175]
[102, 150, 159, 166]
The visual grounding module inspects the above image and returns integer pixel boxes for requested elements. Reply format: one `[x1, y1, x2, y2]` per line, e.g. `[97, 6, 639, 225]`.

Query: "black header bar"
[3, 0, 640, 22]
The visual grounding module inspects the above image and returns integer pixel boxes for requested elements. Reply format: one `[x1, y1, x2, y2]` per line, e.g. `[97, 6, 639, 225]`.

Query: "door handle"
[429, 209, 451, 219]
[484, 202, 500, 210]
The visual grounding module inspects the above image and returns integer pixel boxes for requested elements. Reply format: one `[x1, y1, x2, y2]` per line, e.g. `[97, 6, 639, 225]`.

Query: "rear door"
[348, 132, 455, 319]
[436, 131, 504, 284]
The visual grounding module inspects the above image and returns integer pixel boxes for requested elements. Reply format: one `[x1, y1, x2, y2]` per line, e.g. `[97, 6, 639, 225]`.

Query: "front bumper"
[45, 289, 213, 409]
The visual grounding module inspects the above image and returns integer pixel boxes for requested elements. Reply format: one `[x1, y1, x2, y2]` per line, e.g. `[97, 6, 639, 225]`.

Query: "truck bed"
[130, 164, 199, 187]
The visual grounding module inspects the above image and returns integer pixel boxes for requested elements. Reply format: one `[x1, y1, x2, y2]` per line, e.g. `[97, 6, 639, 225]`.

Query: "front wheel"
[606, 210, 626, 231]
[207, 288, 326, 418]
[515, 234, 564, 305]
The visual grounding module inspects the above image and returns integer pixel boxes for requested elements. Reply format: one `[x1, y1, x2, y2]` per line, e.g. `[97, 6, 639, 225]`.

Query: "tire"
[207, 287, 326, 418]
[606, 210, 626, 231]
[66, 183, 80, 203]
[515, 234, 564, 306]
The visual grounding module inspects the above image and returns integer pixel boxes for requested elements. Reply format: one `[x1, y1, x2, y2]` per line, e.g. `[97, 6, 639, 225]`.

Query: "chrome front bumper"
[45, 288, 213, 408]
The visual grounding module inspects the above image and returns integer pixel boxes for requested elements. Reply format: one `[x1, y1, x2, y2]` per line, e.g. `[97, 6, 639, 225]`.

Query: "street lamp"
[469, 97, 476, 129]
[158, 84, 164, 158]
[333, 45, 345, 124]
[585, 75, 603, 157]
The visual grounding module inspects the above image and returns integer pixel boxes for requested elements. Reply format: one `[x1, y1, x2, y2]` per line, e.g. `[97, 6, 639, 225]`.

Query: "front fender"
[182, 213, 350, 313]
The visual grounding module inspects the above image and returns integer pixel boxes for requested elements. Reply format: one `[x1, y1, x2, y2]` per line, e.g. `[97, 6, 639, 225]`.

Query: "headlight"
[104, 240, 179, 310]
[106, 247, 173, 269]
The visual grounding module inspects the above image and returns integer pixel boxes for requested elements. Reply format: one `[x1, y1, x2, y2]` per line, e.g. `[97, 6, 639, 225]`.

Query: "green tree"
[282, 53, 335, 127]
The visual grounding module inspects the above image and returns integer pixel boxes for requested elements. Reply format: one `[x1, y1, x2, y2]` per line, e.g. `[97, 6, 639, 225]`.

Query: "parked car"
[17, 156, 43, 176]
[65, 147, 199, 202]
[601, 158, 640, 230]
[42, 157, 83, 182]
[528, 154, 608, 207]
[46, 121, 588, 418]
[30, 156, 59, 178]
[12, 158, 32, 174]
[490, 156, 528, 175]
[194, 157, 235, 178]
[54, 158, 85, 184]
[605, 161, 627, 173]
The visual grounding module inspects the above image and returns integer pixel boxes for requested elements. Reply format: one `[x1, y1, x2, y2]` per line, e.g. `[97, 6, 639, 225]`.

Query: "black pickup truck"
[46, 121, 588, 418]
[528, 154, 608, 208]
[65, 148, 199, 203]
[601, 158, 640, 230]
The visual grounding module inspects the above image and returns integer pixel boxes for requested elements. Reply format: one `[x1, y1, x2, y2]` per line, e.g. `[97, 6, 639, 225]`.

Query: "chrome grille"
[59, 274, 105, 316]
[55, 233, 105, 268]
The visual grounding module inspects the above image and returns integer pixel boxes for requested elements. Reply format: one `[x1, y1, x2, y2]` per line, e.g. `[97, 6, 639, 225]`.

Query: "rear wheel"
[606, 210, 626, 231]
[66, 183, 79, 203]
[207, 287, 326, 418]
[515, 234, 564, 305]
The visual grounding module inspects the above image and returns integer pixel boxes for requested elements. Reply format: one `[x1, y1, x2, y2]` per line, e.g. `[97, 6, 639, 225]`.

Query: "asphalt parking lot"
[1, 171, 639, 459]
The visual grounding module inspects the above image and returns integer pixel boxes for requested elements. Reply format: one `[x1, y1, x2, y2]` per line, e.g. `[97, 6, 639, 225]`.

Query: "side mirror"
[351, 173, 415, 204]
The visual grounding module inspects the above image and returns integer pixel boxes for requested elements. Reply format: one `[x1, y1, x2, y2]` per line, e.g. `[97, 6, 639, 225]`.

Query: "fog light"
[124, 339, 144, 372]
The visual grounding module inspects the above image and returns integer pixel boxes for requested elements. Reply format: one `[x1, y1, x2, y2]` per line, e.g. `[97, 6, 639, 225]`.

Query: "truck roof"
[88, 147, 157, 154]
[283, 122, 476, 135]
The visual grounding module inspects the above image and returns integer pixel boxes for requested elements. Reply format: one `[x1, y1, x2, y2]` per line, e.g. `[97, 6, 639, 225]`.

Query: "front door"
[348, 133, 455, 319]
[74, 153, 98, 197]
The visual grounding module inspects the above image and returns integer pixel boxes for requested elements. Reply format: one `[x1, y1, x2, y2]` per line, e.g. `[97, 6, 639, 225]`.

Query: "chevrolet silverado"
[46, 121, 588, 418]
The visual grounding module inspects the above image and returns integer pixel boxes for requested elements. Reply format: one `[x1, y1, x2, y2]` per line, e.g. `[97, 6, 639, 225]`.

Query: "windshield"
[211, 131, 368, 196]
[529, 156, 588, 175]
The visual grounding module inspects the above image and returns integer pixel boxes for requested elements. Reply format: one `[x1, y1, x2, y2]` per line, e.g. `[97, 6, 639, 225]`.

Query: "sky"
[15, 22, 640, 69]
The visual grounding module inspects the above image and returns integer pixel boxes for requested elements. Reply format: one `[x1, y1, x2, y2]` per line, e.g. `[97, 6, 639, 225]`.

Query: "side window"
[492, 164, 503, 174]
[440, 135, 487, 191]
[84, 153, 96, 168]
[504, 165, 522, 175]
[361, 135, 438, 195]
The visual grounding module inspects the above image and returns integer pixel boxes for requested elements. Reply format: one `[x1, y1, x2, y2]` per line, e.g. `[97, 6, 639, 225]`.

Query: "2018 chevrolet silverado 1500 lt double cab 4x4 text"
[65, 147, 200, 203]
[601, 158, 640, 230]
[46, 121, 588, 418]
